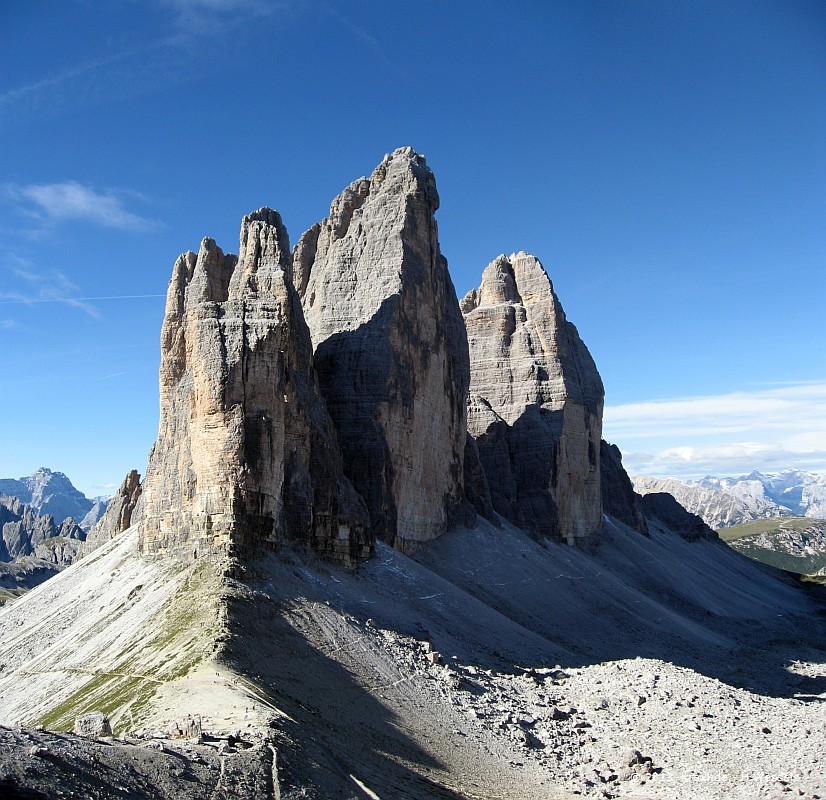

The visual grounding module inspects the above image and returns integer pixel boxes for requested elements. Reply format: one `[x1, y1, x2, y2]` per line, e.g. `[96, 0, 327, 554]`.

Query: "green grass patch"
[35, 559, 225, 734]
[718, 516, 823, 541]
[38, 673, 157, 733]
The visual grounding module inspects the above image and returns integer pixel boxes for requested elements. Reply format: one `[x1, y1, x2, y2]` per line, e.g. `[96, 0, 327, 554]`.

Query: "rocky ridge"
[634, 470, 826, 529]
[721, 517, 826, 576]
[0, 494, 87, 605]
[633, 474, 792, 529]
[600, 441, 649, 535]
[0, 494, 85, 563]
[84, 469, 142, 553]
[707, 469, 826, 518]
[462, 252, 604, 543]
[2, 148, 822, 799]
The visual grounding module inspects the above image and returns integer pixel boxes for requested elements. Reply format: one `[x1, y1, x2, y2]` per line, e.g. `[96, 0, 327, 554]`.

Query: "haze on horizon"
[1, 0, 824, 497]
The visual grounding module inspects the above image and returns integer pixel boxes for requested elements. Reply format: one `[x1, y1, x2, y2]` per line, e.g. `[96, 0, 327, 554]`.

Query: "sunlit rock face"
[294, 148, 470, 553]
[462, 252, 604, 544]
[84, 469, 142, 553]
[140, 208, 370, 565]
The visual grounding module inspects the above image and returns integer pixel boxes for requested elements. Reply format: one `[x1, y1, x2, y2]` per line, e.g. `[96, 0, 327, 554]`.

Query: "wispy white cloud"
[0, 1, 280, 126]
[0, 319, 17, 330]
[5, 181, 157, 232]
[604, 382, 826, 478]
[1, 258, 99, 318]
[319, 2, 405, 76]
[0, 35, 186, 126]
[163, 0, 279, 29]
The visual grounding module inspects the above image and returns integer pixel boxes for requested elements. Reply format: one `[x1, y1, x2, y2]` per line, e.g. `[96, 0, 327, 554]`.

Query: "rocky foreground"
[0, 516, 823, 800]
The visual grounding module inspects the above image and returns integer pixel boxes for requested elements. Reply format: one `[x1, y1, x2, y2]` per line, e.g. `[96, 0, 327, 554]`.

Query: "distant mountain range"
[0, 468, 107, 530]
[0, 469, 112, 604]
[632, 470, 826, 530]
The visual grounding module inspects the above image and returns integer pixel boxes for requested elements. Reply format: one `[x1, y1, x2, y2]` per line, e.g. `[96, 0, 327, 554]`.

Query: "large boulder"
[140, 208, 370, 565]
[462, 252, 604, 544]
[294, 147, 470, 553]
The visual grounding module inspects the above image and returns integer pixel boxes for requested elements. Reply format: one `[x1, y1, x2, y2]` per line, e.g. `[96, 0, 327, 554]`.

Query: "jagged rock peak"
[140, 209, 370, 565]
[0, 468, 92, 525]
[84, 469, 142, 553]
[294, 147, 470, 553]
[463, 252, 604, 543]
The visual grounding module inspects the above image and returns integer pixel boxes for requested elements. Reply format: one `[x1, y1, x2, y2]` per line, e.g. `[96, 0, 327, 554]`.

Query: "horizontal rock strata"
[294, 147, 470, 553]
[462, 252, 604, 544]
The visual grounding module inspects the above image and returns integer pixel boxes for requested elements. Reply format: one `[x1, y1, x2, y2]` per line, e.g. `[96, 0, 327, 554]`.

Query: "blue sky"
[1, 0, 825, 496]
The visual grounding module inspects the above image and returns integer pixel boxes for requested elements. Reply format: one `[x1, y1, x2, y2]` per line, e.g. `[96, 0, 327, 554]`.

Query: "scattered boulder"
[165, 715, 202, 741]
[73, 712, 112, 739]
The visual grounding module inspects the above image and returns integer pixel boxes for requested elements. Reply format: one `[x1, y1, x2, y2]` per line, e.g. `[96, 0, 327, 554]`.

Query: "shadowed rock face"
[462, 253, 604, 544]
[294, 147, 470, 553]
[600, 441, 649, 535]
[641, 492, 719, 541]
[140, 208, 370, 564]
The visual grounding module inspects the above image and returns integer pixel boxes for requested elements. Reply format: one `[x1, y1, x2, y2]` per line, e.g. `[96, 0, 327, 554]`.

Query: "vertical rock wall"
[140, 209, 370, 564]
[600, 442, 649, 535]
[462, 253, 604, 543]
[294, 148, 470, 553]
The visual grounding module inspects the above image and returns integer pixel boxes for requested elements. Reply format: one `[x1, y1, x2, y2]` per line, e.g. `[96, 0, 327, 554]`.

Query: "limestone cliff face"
[462, 253, 604, 543]
[140, 209, 370, 564]
[294, 148, 470, 553]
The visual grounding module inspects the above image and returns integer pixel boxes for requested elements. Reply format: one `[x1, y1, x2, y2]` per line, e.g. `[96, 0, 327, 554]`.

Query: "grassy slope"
[0, 530, 227, 735]
[717, 516, 821, 541]
[718, 517, 826, 576]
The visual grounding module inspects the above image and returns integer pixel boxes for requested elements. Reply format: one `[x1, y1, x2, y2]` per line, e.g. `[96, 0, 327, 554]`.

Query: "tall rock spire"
[140, 208, 370, 564]
[462, 252, 604, 543]
[294, 148, 470, 553]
